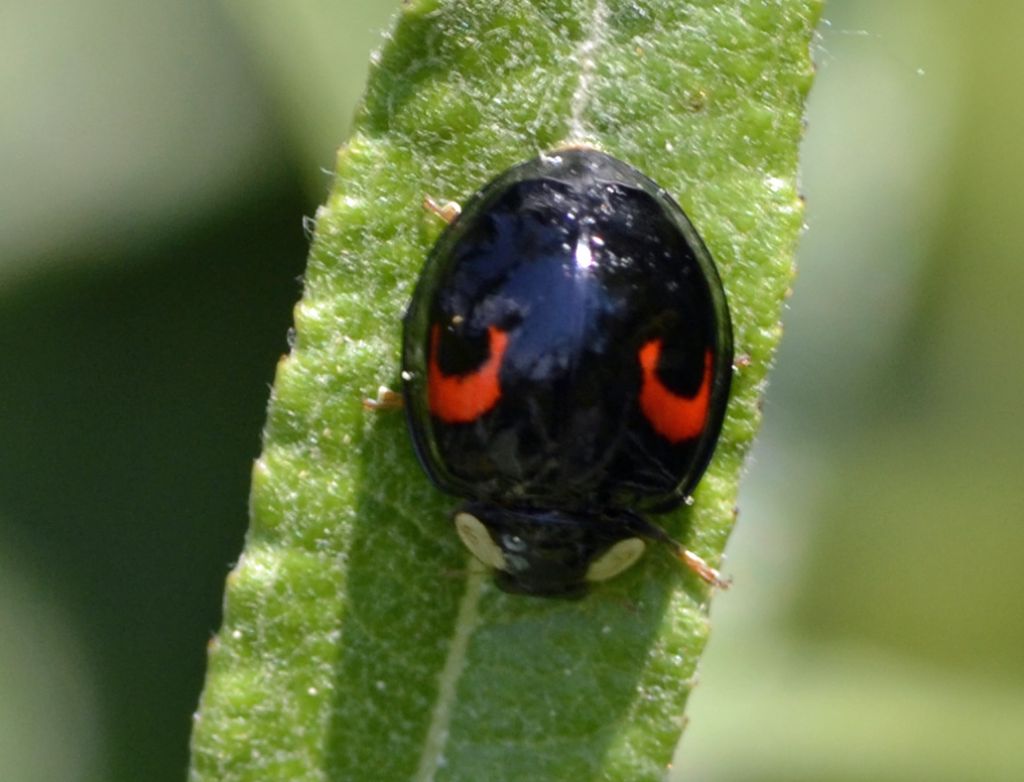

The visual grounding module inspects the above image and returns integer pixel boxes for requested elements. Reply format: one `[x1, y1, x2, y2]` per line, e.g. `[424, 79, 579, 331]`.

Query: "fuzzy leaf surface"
[190, 1, 820, 780]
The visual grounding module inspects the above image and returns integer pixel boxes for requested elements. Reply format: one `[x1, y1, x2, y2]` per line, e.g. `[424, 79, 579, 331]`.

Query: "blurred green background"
[2, 1, 1020, 780]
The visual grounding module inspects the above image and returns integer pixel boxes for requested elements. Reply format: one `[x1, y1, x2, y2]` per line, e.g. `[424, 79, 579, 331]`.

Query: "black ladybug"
[402, 148, 732, 597]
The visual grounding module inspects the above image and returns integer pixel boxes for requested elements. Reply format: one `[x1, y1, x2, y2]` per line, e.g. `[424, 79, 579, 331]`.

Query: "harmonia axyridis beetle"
[401, 148, 733, 597]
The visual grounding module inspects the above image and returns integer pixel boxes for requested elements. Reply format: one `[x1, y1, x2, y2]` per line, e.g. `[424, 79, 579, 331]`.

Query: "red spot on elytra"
[428, 324, 508, 423]
[638, 338, 712, 442]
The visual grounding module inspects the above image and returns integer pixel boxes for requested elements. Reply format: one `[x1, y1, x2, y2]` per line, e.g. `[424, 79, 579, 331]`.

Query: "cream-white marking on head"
[454, 512, 507, 571]
[585, 538, 646, 582]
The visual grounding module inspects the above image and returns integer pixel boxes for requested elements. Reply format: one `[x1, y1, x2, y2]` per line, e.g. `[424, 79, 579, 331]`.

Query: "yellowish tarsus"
[423, 195, 461, 224]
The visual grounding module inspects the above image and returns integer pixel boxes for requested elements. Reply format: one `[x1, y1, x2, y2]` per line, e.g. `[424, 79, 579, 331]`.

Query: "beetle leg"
[423, 195, 462, 224]
[616, 511, 731, 589]
[362, 385, 405, 412]
[672, 546, 731, 589]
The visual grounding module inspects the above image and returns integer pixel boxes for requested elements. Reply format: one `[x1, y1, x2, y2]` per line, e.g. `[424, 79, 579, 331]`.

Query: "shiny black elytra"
[402, 148, 733, 597]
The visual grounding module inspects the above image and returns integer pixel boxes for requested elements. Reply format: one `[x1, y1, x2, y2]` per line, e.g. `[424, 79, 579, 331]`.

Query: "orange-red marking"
[428, 324, 508, 423]
[638, 338, 712, 442]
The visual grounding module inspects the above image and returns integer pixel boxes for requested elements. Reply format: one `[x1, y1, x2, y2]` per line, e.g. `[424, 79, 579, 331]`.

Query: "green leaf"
[189, 1, 821, 780]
